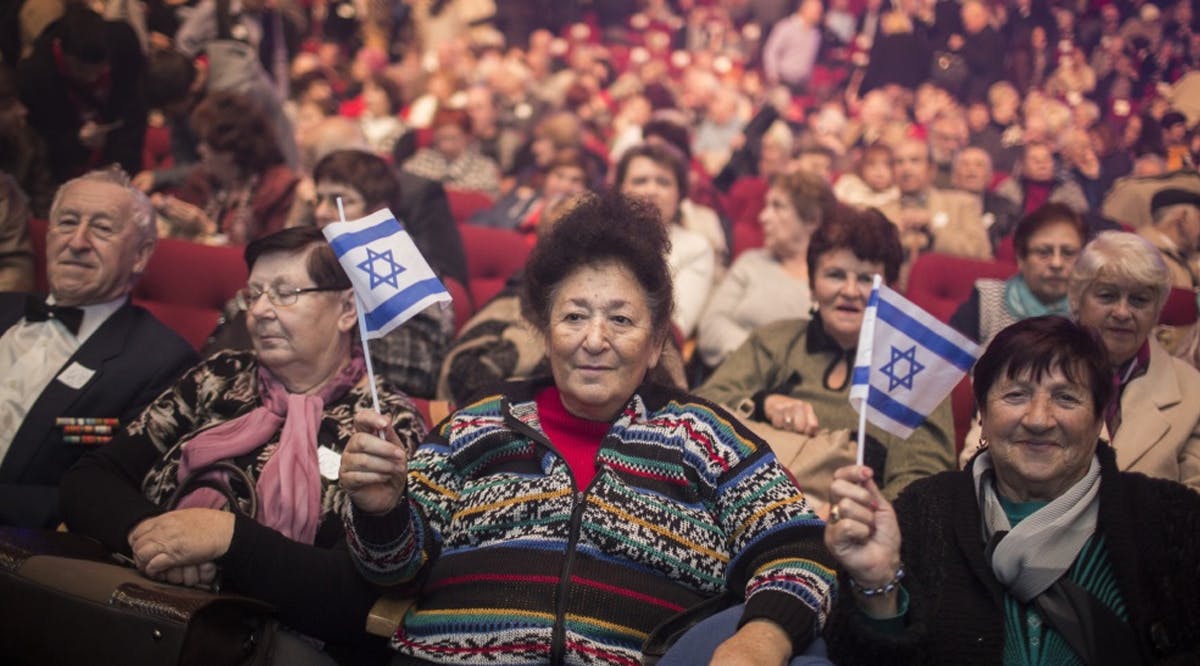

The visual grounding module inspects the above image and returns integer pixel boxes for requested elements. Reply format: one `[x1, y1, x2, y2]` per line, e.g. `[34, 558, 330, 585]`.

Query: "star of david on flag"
[322, 208, 451, 339]
[849, 276, 980, 439]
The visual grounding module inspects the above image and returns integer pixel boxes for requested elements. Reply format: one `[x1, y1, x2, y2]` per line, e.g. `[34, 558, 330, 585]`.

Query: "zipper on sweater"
[550, 476, 597, 665]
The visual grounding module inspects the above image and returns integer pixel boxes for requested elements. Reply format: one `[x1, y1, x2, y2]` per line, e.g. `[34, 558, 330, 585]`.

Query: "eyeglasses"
[1027, 245, 1080, 261]
[235, 285, 344, 310]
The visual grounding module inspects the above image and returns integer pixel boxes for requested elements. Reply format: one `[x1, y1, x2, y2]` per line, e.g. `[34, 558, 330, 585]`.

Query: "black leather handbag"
[0, 461, 276, 665]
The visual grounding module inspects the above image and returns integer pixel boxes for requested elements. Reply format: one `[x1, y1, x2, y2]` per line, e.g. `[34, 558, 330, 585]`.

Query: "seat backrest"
[132, 238, 247, 311]
[1160, 286, 1199, 326]
[905, 253, 1017, 324]
[458, 225, 531, 309]
[445, 188, 496, 225]
[132, 299, 221, 351]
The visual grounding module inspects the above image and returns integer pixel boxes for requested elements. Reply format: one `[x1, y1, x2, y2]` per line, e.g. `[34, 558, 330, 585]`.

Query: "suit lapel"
[0, 303, 136, 480]
[1111, 340, 1177, 471]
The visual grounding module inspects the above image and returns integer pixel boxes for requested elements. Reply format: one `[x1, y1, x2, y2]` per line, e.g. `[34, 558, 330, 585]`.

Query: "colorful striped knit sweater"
[345, 379, 837, 664]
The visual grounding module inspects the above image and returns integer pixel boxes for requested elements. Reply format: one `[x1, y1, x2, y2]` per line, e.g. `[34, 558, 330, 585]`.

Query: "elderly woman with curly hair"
[339, 193, 837, 664]
[152, 90, 298, 244]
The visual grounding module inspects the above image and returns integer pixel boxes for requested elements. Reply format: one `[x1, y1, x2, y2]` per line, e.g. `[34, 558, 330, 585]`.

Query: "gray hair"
[1068, 231, 1170, 319]
[49, 166, 157, 244]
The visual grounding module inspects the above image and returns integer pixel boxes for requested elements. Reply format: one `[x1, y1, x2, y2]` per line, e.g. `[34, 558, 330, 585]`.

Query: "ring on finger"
[830, 505, 842, 524]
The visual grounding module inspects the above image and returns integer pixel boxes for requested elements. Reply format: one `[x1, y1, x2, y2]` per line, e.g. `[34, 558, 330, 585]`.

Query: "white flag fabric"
[850, 277, 980, 439]
[321, 208, 451, 339]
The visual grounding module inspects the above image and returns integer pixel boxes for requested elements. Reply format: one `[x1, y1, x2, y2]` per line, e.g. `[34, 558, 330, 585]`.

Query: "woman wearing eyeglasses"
[60, 226, 426, 662]
[950, 203, 1088, 347]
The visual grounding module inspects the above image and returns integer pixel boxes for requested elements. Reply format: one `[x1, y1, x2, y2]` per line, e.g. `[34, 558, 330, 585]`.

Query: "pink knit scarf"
[175, 349, 366, 544]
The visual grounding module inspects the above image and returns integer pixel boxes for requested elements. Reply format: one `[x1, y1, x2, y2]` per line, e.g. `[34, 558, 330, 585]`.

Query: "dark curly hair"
[521, 193, 674, 339]
[190, 91, 284, 174]
[313, 149, 401, 212]
[806, 205, 904, 288]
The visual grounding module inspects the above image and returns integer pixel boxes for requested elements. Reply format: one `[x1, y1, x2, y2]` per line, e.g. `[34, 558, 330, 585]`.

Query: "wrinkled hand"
[128, 508, 235, 578]
[710, 619, 792, 666]
[78, 121, 109, 150]
[152, 194, 216, 238]
[763, 394, 820, 436]
[824, 466, 903, 616]
[132, 170, 156, 193]
[339, 410, 410, 515]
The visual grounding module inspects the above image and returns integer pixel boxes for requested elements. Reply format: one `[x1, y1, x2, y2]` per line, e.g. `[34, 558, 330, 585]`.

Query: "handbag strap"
[166, 461, 259, 519]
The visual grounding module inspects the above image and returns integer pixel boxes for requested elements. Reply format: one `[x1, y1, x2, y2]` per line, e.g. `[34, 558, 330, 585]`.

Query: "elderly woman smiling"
[60, 227, 425, 660]
[1068, 231, 1200, 491]
[338, 194, 836, 665]
[824, 316, 1200, 663]
[697, 206, 955, 505]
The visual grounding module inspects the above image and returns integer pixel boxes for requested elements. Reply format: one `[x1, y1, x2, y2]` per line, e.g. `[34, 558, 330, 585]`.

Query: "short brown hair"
[244, 227, 350, 290]
[806, 205, 904, 287]
[1013, 203, 1087, 259]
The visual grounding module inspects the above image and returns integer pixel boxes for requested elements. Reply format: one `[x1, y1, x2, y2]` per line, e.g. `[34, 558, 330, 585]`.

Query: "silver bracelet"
[847, 564, 905, 597]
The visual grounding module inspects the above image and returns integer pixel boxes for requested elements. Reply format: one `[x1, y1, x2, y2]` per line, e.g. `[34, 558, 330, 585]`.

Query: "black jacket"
[826, 444, 1200, 664]
[0, 295, 196, 527]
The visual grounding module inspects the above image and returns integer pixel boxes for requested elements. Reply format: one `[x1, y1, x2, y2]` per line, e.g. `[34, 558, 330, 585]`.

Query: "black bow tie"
[25, 295, 84, 335]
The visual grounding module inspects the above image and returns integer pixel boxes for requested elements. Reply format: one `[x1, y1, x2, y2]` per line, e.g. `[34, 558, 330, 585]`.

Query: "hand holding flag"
[849, 275, 980, 463]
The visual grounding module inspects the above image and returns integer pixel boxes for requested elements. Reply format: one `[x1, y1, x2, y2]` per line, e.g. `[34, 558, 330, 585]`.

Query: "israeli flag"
[850, 276, 980, 439]
[322, 208, 451, 339]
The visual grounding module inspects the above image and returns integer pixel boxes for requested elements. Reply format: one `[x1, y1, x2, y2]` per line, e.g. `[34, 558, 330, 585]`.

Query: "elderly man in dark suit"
[0, 168, 196, 528]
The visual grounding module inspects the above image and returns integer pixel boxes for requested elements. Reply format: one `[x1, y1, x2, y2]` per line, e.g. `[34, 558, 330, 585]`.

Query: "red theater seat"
[1160, 287, 1199, 326]
[904, 253, 1017, 325]
[445, 188, 496, 225]
[458, 225, 531, 309]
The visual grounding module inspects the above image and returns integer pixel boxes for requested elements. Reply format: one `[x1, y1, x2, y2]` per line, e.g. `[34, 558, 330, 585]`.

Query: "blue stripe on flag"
[363, 277, 446, 331]
[851, 366, 870, 385]
[877, 299, 975, 372]
[328, 218, 401, 258]
[866, 386, 927, 430]
[867, 287, 879, 307]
